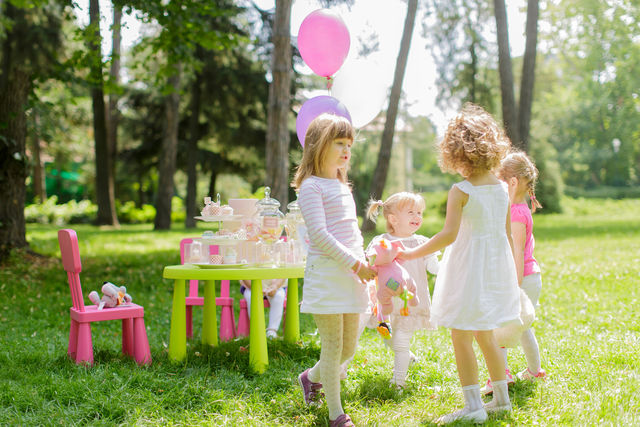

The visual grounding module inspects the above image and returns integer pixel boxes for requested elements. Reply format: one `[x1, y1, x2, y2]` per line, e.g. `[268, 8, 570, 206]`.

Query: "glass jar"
[285, 195, 308, 265]
[255, 187, 285, 245]
[254, 187, 284, 266]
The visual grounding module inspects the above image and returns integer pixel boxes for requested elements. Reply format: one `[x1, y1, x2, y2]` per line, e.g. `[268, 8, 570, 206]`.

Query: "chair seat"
[71, 304, 145, 322]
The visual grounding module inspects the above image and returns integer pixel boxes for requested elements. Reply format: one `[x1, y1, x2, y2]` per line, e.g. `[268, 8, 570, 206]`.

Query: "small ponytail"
[528, 190, 542, 213]
[366, 199, 384, 222]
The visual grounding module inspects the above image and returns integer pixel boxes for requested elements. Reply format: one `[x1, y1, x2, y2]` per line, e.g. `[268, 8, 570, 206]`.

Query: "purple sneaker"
[298, 368, 323, 405]
[330, 414, 355, 427]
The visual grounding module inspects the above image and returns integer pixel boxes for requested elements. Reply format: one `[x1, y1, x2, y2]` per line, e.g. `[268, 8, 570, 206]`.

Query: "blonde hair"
[367, 192, 425, 234]
[498, 151, 543, 212]
[439, 103, 511, 177]
[292, 114, 355, 190]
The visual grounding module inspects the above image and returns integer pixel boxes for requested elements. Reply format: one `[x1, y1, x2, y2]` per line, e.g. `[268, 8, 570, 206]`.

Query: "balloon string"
[326, 76, 333, 93]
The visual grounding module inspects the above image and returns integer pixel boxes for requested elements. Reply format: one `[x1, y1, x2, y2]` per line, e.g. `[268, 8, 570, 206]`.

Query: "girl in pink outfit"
[399, 104, 521, 424]
[496, 152, 546, 383]
[292, 114, 376, 427]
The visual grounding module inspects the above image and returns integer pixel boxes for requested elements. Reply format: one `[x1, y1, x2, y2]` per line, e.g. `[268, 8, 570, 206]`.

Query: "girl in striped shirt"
[293, 114, 376, 427]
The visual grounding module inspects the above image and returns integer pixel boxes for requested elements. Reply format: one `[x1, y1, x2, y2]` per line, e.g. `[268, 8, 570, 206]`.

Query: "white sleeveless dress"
[430, 180, 521, 330]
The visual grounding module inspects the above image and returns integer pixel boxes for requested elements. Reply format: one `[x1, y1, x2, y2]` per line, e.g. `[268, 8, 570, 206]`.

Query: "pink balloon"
[298, 9, 350, 77]
[296, 96, 351, 147]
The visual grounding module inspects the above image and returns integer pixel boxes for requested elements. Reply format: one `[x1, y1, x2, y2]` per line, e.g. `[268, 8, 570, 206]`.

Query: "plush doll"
[494, 288, 535, 347]
[367, 238, 419, 339]
[88, 281, 132, 310]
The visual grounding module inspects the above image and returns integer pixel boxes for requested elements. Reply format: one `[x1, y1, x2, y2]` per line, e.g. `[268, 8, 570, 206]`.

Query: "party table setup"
[163, 188, 308, 373]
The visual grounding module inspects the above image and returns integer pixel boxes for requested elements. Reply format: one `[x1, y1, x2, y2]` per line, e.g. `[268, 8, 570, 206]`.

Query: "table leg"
[249, 279, 268, 373]
[169, 279, 187, 362]
[284, 278, 299, 343]
[202, 279, 219, 347]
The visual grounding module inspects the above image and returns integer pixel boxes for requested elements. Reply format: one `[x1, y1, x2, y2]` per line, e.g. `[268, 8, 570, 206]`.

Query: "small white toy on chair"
[89, 281, 132, 310]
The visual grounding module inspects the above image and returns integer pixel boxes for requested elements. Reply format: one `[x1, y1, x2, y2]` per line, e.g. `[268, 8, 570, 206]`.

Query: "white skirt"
[301, 254, 369, 314]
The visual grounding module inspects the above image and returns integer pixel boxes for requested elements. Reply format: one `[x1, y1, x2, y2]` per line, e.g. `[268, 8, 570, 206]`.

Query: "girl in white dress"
[366, 192, 440, 389]
[400, 103, 521, 424]
[293, 114, 377, 427]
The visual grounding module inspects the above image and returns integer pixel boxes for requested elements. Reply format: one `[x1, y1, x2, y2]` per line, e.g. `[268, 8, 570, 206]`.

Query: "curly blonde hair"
[498, 151, 543, 212]
[439, 103, 512, 177]
[366, 192, 425, 234]
[292, 114, 355, 190]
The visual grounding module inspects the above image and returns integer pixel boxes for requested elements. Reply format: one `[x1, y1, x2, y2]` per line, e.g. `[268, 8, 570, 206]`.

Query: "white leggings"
[243, 287, 285, 332]
[389, 327, 414, 387]
[307, 313, 360, 420]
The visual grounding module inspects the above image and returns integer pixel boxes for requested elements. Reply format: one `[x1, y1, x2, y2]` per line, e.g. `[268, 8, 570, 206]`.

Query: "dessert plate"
[190, 263, 248, 269]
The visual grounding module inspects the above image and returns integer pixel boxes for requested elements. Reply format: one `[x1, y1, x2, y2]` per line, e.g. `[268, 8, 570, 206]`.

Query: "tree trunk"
[185, 71, 202, 229]
[208, 170, 217, 197]
[362, 0, 417, 232]
[107, 5, 121, 198]
[493, 0, 520, 146]
[469, 34, 477, 104]
[90, 0, 118, 226]
[265, 0, 292, 207]
[154, 66, 181, 230]
[32, 110, 46, 202]
[0, 67, 30, 260]
[517, 0, 539, 152]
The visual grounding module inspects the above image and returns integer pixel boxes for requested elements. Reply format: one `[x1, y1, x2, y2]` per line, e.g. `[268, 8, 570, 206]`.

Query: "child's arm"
[399, 186, 466, 260]
[510, 220, 526, 285]
[299, 180, 376, 282]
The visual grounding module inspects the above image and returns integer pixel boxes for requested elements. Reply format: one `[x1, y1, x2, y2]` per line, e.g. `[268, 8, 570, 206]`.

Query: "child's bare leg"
[476, 330, 511, 409]
[474, 330, 506, 381]
[435, 329, 486, 423]
[451, 329, 478, 386]
[309, 314, 345, 420]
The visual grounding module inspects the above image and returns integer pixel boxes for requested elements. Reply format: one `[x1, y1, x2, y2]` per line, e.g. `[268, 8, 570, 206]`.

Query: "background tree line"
[1, 0, 638, 260]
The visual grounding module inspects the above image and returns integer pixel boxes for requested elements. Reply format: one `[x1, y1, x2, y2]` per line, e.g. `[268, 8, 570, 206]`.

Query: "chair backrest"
[58, 229, 85, 312]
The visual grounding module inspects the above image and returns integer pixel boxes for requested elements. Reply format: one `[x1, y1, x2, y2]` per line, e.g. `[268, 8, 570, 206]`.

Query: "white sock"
[491, 379, 510, 406]
[462, 384, 483, 411]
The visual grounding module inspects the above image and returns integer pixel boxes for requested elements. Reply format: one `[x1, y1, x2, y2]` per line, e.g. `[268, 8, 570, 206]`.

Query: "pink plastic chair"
[58, 229, 151, 366]
[180, 238, 236, 341]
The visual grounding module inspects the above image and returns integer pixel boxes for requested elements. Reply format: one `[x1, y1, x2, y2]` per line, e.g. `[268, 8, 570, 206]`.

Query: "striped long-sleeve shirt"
[298, 176, 364, 270]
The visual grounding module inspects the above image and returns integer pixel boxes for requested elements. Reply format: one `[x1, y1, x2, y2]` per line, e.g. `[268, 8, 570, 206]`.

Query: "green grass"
[1, 198, 639, 425]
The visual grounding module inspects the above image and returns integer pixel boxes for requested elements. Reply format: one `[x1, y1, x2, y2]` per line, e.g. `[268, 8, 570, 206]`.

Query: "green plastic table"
[162, 264, 305, 373]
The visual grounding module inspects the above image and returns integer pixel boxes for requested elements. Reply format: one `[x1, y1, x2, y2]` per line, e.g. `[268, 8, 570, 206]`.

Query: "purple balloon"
[298, 9, 350, 77]
[296, 96, 352, 147]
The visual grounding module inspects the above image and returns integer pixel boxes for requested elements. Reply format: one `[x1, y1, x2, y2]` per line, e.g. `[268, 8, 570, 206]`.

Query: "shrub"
[116, 201, 156, 224]
[25, 196, 97, 225]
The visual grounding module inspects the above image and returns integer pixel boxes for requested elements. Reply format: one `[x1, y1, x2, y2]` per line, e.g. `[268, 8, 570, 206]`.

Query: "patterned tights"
[307, 313, 360, 420]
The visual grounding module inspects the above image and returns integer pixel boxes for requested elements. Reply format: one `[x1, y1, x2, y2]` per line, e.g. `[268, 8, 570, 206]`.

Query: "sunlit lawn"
[0, 197, 638, 425]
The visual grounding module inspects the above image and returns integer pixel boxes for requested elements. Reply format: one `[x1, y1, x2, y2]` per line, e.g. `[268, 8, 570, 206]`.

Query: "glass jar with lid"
[285, 194, 308, 265]
[255, 187, 285, 244]
[254, 187, 285, 266]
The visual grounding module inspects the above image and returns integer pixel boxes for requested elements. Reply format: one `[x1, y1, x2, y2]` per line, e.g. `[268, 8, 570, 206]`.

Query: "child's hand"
[354, 262, 376, 283]
[397, 248, 413, 260]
